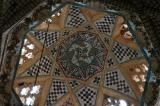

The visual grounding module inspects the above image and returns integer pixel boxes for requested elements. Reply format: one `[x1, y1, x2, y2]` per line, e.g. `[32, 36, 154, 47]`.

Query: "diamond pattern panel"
[34, 31, 60, 47]
[45, 80, 68, 106]
[95, 14, 116, 35]
[104, 69, 134, 96]
[23, 56, 52, 76]
[112, 41, 141, 63]
[76, 86, 97, 106]
[66, 6, 86, 28]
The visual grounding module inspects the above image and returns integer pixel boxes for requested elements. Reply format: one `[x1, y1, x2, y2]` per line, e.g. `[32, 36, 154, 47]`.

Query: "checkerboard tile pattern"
[95, 14, 116, 35]
[45, 80, 68, 106]
[104, 69, 133, 96]
[66, 5, 86, 28]
[76, 86, 97, 106]
[112, 41, 141, 63]
[34, 31, 46, 40]
[91, 76, 101, 86]
[34, 31, 60, 47]
[69, 80, 79, 89]
[24, 56, 52, 76]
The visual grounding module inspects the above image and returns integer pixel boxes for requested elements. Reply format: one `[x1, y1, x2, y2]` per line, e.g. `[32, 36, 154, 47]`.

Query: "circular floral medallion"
[57, 31, 107, 80]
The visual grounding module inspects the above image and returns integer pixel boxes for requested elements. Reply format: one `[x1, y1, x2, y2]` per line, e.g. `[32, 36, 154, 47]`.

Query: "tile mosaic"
[45, 80, 68, 106]
[76, 86, 97, 106]
[104, 69, 134, 97]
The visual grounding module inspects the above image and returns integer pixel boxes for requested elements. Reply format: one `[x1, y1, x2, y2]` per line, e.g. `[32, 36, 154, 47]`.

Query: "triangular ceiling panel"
[106, 52, 117, 69]
[14, 77, 52, 106]
[104, 68, 135, 98]
[75, 86, 97, 106]
[90, 75, 102, 87]
[112, 41, 141, 63]
[66, 5, 87, 28]
[33, 31, 60, 48]
[111, 15, 139, 50]
[17, 33, 43, 76]
[45, 79, 68, 106]
[94, 13, 116, 36]
[22, 56, 52, 77]
[120, 58, 148, 98]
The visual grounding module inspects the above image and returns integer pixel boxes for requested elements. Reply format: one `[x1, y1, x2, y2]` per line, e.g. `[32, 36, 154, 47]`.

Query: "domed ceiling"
[13, 3, 149, 106]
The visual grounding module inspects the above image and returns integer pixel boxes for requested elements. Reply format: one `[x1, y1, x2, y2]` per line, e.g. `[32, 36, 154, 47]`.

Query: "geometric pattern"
[95, 14, 116, 35]
[52, 68, 62, 77]
[106, 54, 116, 68]
[104, 69, 134, 96]
[69, 80, 80, 89]
[23, 56, 52, 76]
[91, 75, 101, 86]
[15, 3, 149, 106]
[57, 31, 106, 80]
[66, 5, 86, 28]
[106, 57, 115, 67]
[76, 86, 97, 106]
[45, 80, 68, 106]
[34, 31, 60, 47]
[112, 41, 141, 63]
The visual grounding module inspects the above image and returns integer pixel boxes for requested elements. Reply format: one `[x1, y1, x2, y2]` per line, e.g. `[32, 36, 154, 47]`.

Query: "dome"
[10, 2, 151, 106]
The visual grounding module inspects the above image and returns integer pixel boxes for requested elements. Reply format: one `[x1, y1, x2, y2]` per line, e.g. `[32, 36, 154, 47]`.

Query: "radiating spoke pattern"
[14, 2, 149, 106]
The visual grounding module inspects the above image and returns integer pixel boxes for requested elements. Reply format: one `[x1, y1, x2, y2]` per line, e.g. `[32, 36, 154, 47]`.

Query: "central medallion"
[57, 31, 107, 80]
